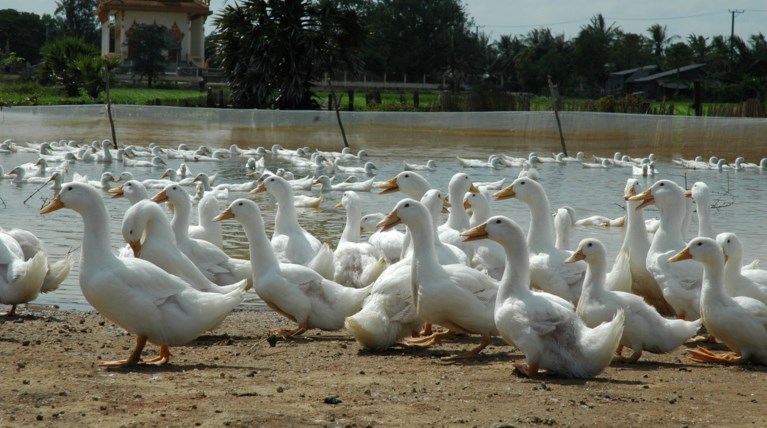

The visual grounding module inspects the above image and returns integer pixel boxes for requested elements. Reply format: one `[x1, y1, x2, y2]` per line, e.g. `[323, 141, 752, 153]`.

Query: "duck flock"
[1, 136, 767, 378]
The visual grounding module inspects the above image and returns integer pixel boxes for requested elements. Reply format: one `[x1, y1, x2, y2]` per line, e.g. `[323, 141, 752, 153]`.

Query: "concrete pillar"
[101, 19, 110, 55]
[191, 17, 205, 64]
[183, 14, 192, 63]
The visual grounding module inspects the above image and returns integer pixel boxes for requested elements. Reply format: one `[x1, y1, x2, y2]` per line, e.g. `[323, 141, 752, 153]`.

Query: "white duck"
[188, 192, 224, 248]
[462, 215, 624, 378]
[553, 206, 576, 251]
[160, 168, 195, 186]
[717, 233, 767, 304]
[0, 231, 50, 316]
[109, 180, 149, 205]
[605, 179, 675, 317]
[215, 198, 372, 335]
[251, 175, 324, 267]
[333, 191, 386, 288]
[494, 178, 586, 304]
[379, 199, 498, 358]
[456, 154, 503, 169]
[685, 181, 714, 238]
[313, 175, 375, 192]
[669, 237, 767, 365]
[360, 213, 405, 265]
[194, 172, 256, 193]
[628, 179, 703, 320]
[403, 159, 437, 171]
[375, 171, 431, 199]
[40, 183, 246, 366]
[121, 200, 245, 294]
[464, 191, 505, 280]
[124, 156, 167, 168]
[151, 184, 252, 288]
[334, 161, 378, 176]
[437, 172, 479, 260]
[567, 238, 700, 363]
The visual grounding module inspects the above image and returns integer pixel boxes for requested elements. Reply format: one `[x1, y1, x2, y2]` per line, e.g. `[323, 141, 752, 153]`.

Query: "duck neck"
[340, 203, 362, 245]
[407, 214, 444, 283]
[722, 253, 745, 294]
[700, 258, 729, 304]
[653, 200, 686, 253]
[447, 187, 470, 230]
[497, 238, 531, 303]
[77, 198, 118, 275]
[577, 258, 607, 311]
[696, 201, 714, 238]
[624, 200, 650, 251]
[170, 197, 192, 242]
[524, 194, 555, 251]
[241, 213, 281, 275]
[273, 187, 300, 235]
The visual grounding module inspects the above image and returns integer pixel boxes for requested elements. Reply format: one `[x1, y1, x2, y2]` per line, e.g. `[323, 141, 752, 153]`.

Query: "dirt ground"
[1, 304, 766, 428]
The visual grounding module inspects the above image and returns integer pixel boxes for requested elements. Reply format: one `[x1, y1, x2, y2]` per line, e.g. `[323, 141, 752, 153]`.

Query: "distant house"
[606, 65, 658, 94]
[95, 0, 212, 71]
[626, 64, 706, 99]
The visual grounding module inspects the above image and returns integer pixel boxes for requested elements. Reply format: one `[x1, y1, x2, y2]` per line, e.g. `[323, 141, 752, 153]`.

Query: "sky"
[4, 0, 766, 42]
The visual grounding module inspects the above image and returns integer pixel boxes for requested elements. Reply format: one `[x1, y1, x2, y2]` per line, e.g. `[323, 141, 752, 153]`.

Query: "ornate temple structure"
[95, 0, 212, 69]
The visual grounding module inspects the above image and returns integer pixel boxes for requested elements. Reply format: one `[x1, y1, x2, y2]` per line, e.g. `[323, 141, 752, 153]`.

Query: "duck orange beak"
[160, 170, 170, 179]
[564, 248, 586, 264]
[494, 184, 515, 200]
[461, 222, 488, 242]
[623, 185, 638, 200]
[377, 210, 401, 231]
[109, 185, 125, 199]
[684, 189, 692, 198]
[213, 207, 234, 222]
[626, 188, 654, 210]
[40, 194, 64, 214]
[667, 247, 692, 263]
[250, 182, 267, 194]
[129, 240, 141, 257]
[469, 183, 480, 193]
[151, 190, 168, 203]
[463, 199, 471, 209]
[376, 176, 399, 194]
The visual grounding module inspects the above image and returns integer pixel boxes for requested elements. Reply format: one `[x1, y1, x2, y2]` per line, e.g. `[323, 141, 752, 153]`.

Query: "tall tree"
[646, 23, 677, 63]
[363, 0, 478, 84]
[610, 31, 653, 70]
[38, 36, 98, 96]
[127, 23, 168, 88]
[490, 35, 523, 90]
[687, 34, 709, 63]
[572, 14, 619, 95]
[514, 28, 571, 94]
[215, 0, 364, 109]
[55, 0, 98, 44]
[0, 9, 47, 64]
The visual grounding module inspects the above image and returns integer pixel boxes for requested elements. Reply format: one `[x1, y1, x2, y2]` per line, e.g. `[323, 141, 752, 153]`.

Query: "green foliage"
[55, 0, 98, 44]
[38, 37, 98, 96]
[214, 0, 365, 109]
[72, 55, 121, 98]
[127, 23, 169, 88]
[0, 9, 47, 64]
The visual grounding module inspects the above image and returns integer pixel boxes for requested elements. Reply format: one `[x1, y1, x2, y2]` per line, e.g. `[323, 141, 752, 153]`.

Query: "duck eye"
[404, 174, 409, 178]
[67, 186, 73, 191]
[495, 219, 501, 224]
[129, 230, 133, 235]
[404, 203, 410, 207]
[727, 239, 731, 243]
[520, 181, 525, 185]
[238, 202, 243, 206]
[587, 243, 592, 247]
[660, 182, 665, 186]
[697, 242, 702, 246]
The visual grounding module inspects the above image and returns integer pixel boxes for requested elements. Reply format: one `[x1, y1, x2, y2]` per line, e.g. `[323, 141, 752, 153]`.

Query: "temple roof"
[97, 0, 212, 22]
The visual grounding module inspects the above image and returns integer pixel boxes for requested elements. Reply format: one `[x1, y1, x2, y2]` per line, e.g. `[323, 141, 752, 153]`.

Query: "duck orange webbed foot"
[405, 330, 456, 348]
[513, 361, 541, 377]
[687, 346, 741, 364]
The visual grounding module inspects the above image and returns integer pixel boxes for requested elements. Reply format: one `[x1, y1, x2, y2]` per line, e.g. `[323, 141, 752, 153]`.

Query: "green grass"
[0, 78, 207, 107]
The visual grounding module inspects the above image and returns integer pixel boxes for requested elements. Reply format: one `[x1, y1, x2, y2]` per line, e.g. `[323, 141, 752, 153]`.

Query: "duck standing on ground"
[567, 238, 700, 363]
[669, 238, 767, 365]
[40, 183, 246, 366]
[462, 216, 625, 378]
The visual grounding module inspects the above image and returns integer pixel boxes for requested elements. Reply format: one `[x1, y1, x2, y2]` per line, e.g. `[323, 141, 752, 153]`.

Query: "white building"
[96, 0, 211, 69]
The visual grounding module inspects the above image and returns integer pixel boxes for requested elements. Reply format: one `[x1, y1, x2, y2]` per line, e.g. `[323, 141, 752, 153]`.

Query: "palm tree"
[687, 34, 709, 63]
[214, 0, 364, 109]
[647, 24, 678, 62]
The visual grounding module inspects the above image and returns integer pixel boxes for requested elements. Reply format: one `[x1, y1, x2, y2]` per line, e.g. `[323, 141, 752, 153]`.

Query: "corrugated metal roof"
[609, 65, 657, 77]
[633, 64, 705, 82]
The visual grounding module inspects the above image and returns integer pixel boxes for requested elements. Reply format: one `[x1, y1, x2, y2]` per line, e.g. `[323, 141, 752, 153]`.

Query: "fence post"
[413, 90, 420, 108]
[348, 89, 354, 111]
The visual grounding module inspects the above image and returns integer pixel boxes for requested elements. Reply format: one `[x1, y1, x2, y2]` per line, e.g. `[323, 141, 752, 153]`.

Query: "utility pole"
[729, 9, 744, 72]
